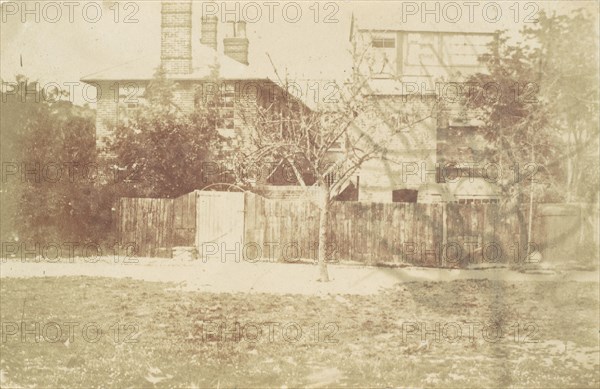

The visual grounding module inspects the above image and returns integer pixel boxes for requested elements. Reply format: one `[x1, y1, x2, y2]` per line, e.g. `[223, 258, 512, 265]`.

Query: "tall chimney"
[200, 15, 218, 51]
[161, 1, 192, 75]
[223, 21, 249, 65]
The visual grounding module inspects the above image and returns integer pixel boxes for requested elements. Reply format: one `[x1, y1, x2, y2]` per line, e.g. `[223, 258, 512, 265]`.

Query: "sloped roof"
[81, 41, 275, 83]
[79, 40, 332, 109]
[352, 10, 501, 35]
[418, 178, 501, 202]
[448, 177, 501, 198]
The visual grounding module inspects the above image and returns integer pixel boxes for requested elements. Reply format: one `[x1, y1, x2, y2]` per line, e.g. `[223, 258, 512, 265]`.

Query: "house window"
[324, 171, 336, 187]
[217, 84, 235, 131]
[372, 38, 395, 48]
[369, 33, 397, 77]
[392, 189, 418, 203]
[201, 83, 236, 136]
[117, 96, 140, 121]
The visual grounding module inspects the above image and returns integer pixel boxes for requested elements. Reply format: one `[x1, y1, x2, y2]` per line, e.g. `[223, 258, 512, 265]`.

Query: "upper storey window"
[372, 37, 395, 48]
[198, 83, 236, 136]
[369, 33, 397, 78]
[358, 30, 495, 80]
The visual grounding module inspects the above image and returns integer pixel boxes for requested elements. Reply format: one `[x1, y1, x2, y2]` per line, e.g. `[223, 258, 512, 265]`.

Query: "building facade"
[82, 3, 501, 203]
[349, 16, 500, 203]
[81, 1, 288, 153]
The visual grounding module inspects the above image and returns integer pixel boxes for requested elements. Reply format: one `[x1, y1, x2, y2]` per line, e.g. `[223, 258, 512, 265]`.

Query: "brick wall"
[172, 82, 195, 115]
[95, 82, 119, 150]
[93, 79, 294, 162]
[94, 81, 150, 151]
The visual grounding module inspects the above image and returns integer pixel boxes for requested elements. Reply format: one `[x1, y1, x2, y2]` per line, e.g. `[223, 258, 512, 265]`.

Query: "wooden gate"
[535, 204, 584, 264]
[195, 191, 245, 261]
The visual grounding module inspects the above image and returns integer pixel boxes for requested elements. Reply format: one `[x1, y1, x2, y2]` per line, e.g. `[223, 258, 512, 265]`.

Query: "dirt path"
[1, 258, 596, 295]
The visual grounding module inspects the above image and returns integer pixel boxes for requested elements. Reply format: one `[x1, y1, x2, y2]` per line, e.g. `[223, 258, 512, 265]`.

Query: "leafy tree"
[464, 8, 599, 252]
[524, 9, 599, 203]
[1, 76, 101, 244]
[106, 69, 230, 198]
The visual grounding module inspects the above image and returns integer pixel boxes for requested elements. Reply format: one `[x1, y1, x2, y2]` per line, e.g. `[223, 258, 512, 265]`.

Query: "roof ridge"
[81, 55, 155, 81]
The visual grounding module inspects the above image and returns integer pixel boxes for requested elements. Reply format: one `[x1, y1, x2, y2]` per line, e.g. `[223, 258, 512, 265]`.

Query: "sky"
[1, 1, 597, 106]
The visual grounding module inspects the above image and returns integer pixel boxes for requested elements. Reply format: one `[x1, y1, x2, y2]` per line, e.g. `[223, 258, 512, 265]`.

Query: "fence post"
[442, 202, 448, 267]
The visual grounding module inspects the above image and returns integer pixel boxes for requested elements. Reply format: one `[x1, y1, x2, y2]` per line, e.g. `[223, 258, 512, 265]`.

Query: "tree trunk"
[317, 188, 330, 282]
[527, 174, 534, 257]
[565, 145, 574, 203]
[526, 145, 535, 260]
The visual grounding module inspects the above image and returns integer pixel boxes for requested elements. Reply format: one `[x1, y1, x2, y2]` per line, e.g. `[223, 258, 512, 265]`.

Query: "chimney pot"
[223, 21, 249, 65]
[236, 21, 247, 38]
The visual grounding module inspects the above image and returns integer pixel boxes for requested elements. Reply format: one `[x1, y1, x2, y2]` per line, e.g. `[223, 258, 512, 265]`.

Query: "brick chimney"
[200, 15, 218, 51]
[223, 21, 249, 65]
[161, 1, 192, 75]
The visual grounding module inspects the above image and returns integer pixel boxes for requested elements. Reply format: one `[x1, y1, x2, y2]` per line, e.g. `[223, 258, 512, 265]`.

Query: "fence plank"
[115, 197, 175, 257]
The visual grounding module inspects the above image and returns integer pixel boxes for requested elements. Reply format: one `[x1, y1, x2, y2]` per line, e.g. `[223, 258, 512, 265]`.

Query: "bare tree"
[235, 38, 432, 281]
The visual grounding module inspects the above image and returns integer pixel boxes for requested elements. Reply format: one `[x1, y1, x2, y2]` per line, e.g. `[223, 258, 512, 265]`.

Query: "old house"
[82, 3, 501, 204]
[349, 16, 501, 203]
[81, 1, 291, 154]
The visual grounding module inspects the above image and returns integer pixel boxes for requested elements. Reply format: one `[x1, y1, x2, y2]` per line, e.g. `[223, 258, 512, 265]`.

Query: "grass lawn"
[1, 276, 598, 388]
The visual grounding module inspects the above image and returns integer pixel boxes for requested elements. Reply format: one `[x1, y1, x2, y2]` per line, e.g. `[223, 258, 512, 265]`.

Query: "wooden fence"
[173, 191, 196, 246]
[244, 192, 320, 262]
[117, 191, 598, 267]
[328, 202, 444, 266]
[117, 192, 196, 256]
[244, 196, 596, 267]
[243, 197, 525, 266]
[117, 197, 174, 257]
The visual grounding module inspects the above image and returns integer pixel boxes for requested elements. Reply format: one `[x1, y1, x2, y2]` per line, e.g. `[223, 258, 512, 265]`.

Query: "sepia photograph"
[1, 1, 599, 388]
